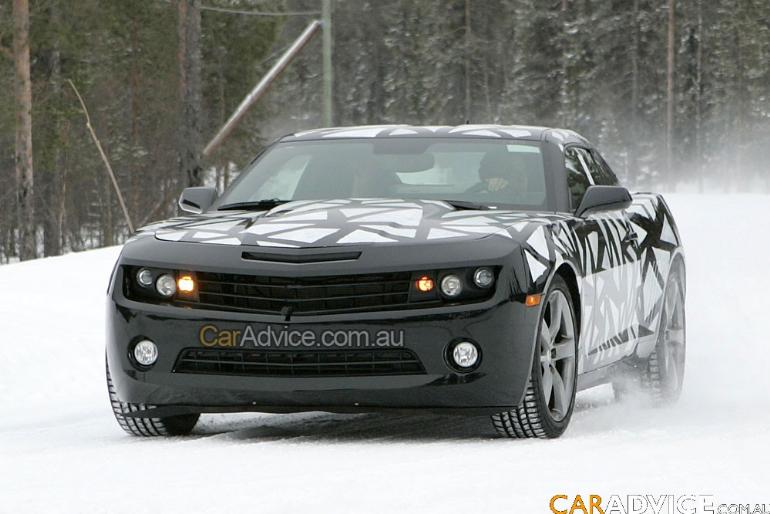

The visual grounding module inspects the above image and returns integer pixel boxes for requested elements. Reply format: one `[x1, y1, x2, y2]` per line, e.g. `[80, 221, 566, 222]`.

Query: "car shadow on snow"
[189, 386, 629, 442]
[195, 411, 498, 442]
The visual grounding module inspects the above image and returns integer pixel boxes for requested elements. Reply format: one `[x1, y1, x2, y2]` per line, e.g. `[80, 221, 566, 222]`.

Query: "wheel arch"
[553, 262, 582, 341]
[669, 250, 686, 294]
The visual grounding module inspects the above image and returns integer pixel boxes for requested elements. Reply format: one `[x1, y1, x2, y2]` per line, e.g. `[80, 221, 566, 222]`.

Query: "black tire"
[106, 359, 199, 437]
[491, 276, 579, 439]
[641, 261, 686, 403]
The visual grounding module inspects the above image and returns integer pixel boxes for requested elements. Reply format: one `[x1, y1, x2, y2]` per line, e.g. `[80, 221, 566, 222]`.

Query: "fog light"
[440, 274, 463, 297]
[136, 268, 154, 288]
[452, 341, 479, 369]
[155, 274, 176, 297]
[473, 267, 494, 288]
[133, 339, 158, 367]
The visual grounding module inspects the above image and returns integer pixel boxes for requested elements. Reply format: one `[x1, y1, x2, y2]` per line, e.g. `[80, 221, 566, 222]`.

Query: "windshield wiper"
[217, 199, 290, 211]
[441, 199, 493, 211]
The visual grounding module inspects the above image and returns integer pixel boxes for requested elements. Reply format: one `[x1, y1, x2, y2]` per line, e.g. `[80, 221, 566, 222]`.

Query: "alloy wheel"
[659, 276, 686, 397]
[539, 290, 577, 422]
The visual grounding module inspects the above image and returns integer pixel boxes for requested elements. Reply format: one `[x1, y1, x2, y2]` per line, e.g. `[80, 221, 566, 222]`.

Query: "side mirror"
[575, 185, 632, 217]
[179, 186, 217, 214]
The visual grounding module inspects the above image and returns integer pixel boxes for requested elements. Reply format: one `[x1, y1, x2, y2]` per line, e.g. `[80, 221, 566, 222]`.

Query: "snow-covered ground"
[1, 194, 768, 513]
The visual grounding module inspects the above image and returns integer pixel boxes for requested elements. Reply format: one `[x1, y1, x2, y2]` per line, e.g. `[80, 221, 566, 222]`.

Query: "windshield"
[218, 138, 549, 210]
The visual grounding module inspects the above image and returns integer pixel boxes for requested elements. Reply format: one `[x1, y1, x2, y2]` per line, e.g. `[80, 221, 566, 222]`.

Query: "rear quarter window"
[565, 148, 591, 209]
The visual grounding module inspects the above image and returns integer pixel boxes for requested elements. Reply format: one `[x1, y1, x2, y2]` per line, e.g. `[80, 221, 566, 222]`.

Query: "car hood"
[134, 198, 561, 249]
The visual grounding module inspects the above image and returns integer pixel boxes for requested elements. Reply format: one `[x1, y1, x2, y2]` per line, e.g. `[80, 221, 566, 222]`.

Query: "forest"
[1, 0, 769, 262]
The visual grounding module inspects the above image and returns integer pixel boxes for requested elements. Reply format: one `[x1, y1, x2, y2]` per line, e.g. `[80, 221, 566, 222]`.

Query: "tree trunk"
[44, 1, 65, 257]
[733, 0, 746, 192]
[665, 0, 676, 189]
[321, 0, 333, 126]
[13, 0, 35, 260]
[463, 0, 472, 122]
[217, 43, 227, 188]
[366, 1, 385, 124]
[129, 10, 141, 214]
[177, 0, 203, 187]
[559, 0, 570, 126]
[695, 0, 703, 193]
[630, 0, 640, 187]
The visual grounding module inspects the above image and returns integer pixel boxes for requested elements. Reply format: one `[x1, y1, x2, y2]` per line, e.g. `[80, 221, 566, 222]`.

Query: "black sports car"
[106, 125, 686, 438]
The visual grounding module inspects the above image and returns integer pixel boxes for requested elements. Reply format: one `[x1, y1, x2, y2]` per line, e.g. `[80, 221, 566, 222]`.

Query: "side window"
[593, 150, 619, 186]
[577, 148, 618, 186]
[565, 147, 592, 210]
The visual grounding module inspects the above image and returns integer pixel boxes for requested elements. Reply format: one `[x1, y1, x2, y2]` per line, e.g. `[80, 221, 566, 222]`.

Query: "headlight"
[136, 268, 154, 288]
[155, 274, 177, 297]
[473, 267, 495, 288]
[440, 274, 463, 298]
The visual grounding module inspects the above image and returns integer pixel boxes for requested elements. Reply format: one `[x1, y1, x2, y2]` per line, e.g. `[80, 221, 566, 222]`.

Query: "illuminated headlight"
[440, 274, 463, 297]
[155, 274, 177, 297]
[473, 267, 495, 288]
[452, 341, 479, 369]
[133, 339, 158, 366]
[136, 268, 154, 288]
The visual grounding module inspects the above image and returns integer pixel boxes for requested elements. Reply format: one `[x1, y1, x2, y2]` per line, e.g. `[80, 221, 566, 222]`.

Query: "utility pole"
[322, 0, 333, 127]
[203, 20, 322, 158]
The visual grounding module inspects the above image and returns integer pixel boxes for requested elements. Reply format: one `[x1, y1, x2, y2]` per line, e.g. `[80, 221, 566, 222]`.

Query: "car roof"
[279, 124, 590, 146]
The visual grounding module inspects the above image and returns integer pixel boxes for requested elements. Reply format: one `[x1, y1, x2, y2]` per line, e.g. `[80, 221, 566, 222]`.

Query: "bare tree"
[13, 0, 35, 260]
[68, 80, 135, 234]
[177, 0, 203, 187]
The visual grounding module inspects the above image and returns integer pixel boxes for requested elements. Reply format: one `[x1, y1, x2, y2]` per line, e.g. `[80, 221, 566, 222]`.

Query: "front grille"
[173, 348, 426, 377]
[177, 271, 434, 315]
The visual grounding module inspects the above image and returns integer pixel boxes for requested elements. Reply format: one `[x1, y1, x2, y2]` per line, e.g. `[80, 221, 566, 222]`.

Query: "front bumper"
[106, 265, 540, 416]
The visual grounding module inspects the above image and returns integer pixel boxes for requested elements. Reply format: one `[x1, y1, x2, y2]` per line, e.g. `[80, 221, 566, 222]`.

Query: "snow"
[1, 194, 769, 513]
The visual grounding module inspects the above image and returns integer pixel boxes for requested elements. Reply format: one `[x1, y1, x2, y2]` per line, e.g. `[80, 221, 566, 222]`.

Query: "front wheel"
[491, 276, 578, 439]
[106, 358, 199, 437]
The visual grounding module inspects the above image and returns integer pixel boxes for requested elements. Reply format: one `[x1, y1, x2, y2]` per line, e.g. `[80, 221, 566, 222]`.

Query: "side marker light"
[525, 294, 542, 307]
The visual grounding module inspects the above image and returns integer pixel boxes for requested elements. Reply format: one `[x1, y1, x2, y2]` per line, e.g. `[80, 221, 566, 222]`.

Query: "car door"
[567, 147, 643, 371]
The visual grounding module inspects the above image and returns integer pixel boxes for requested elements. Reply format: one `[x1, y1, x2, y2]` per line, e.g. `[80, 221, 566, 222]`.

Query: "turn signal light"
[525, 294, 542, 307]
[177, 275, 196, 293]
[416, 276, 435, 292]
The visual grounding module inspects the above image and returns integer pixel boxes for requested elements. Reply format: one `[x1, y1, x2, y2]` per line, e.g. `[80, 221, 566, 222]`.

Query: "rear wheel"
[641, 263, 686, 403]
[491, 276, 578, 439]
[106, 358, 199, 437]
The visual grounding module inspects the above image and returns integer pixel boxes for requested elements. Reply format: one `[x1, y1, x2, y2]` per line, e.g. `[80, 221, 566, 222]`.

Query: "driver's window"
[565, 147, 592, 210]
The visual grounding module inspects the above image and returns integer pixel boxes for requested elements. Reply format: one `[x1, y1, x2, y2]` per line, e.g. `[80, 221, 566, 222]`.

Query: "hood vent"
[241, 250, 362, 264]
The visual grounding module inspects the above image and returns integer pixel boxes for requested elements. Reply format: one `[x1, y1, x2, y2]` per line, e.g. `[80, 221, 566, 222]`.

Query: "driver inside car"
[472, 151, 529, 195]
